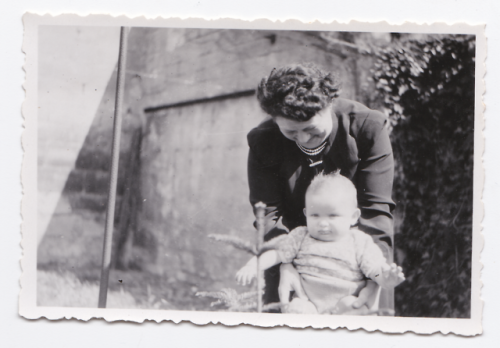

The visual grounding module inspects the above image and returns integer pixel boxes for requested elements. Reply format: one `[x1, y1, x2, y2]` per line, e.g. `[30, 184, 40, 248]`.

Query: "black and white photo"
[20, 14, 484, 334]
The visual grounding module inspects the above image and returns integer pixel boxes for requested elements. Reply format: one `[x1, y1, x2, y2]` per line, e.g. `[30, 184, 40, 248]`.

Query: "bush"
[372, 35, 475, 317]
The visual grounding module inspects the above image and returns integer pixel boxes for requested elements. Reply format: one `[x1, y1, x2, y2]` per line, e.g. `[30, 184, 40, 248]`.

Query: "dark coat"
[247, 97, 395, 244]
[247, 98, 395, 304]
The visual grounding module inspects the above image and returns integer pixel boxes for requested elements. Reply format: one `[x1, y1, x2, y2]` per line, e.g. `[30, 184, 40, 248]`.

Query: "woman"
[247, 63, 395, 312]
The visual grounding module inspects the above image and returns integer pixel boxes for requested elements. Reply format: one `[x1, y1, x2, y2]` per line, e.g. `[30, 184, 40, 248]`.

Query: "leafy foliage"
[204, 216, 284, 312]
[196, 288, 257, 311]
[208, 233, 287, 257]
[208, 234, 258, 255]
[196, 288, 280, 312]
[372, 35, 475, 317]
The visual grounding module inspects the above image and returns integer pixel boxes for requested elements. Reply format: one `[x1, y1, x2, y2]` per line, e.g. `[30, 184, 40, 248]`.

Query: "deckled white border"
[20, 13, 486, 336]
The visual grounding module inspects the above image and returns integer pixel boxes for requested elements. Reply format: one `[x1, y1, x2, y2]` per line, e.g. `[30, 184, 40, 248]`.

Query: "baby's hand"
[378, 263, 405, 288]
[236, 257, 257, 286]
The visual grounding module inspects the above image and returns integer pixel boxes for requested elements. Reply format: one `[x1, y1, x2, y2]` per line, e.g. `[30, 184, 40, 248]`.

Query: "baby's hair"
[306, 171, 358, 208]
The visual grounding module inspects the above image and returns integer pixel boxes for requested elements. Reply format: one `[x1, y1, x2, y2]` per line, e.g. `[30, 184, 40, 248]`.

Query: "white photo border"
[20, 13, 485, 336]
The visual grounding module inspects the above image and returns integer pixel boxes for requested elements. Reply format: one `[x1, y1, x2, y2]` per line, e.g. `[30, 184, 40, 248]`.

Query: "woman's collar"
[325, 104, 339, 148]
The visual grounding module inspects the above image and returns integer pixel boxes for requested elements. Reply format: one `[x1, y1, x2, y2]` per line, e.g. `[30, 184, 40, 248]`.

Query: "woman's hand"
[236, 257, 257, 286]
[278, 263, 308, 305]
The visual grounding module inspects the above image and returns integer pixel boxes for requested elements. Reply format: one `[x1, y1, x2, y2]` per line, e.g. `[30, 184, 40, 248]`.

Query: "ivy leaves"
[373, 35, 475, 318]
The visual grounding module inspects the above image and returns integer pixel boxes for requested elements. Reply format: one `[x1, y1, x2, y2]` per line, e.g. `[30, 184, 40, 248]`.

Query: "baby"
[236, 172, 405, 315]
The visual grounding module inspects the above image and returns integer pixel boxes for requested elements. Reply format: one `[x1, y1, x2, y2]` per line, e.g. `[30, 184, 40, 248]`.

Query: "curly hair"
[257, 63, 341, 121]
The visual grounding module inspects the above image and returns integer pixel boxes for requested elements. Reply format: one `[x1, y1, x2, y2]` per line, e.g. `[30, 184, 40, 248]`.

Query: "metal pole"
[98, 27, 129, 308]
[255, 202, 266, 313]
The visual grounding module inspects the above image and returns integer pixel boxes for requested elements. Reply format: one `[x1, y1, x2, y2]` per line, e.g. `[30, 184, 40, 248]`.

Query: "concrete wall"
[125, 28, 364, 108]
[38, 27, 386, 296]
[127, 28, 364, 290]
[138, 96, 264, 284]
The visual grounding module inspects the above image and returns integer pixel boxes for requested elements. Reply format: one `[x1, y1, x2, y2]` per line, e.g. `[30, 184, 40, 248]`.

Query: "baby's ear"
[351, 208, 361, 224]
[303, 208, 307, 216]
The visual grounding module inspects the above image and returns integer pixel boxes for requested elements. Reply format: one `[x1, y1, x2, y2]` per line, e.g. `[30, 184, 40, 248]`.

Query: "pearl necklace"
[296, 141, 328, 167]
[296, 140, 327, 156]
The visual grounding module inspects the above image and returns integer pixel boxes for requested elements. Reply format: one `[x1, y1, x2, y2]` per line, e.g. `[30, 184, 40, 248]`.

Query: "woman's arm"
[354, 112, 396, 251]
[333, 111, 396, 314]
[247, 126, 291, 241]
[247, 148, 284, 233]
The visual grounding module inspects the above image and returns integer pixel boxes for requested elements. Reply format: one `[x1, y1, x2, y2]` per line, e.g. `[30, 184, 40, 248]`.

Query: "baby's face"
[304, 190, 360, 242]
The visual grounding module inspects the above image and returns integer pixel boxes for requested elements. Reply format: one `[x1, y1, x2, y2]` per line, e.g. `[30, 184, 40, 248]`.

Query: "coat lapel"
[327, 110, 360, 179]
[280, 139, 304, 192]
[279, 100, 361, 190]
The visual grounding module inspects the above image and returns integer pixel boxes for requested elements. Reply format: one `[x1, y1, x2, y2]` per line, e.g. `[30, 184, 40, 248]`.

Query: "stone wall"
[127, 28, 367, 291]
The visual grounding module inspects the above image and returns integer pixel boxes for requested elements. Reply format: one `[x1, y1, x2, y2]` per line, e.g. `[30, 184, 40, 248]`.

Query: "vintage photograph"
[20, 15, 484, 334]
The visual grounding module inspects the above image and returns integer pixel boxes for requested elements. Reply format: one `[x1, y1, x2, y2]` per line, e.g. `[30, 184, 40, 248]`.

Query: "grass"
[38, 270, 139, 308]
[37, 209, 247, 312]
[37, 269, 218, 311]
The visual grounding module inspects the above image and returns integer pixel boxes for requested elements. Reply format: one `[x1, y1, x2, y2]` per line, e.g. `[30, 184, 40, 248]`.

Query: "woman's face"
[274, 105, 333, 149]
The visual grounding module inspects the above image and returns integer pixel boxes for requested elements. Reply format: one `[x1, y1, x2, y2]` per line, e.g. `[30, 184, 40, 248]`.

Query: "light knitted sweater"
[272, 226, 387, 314]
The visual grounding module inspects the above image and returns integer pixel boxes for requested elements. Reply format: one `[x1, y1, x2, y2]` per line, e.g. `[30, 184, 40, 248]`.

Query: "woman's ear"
[351, 208, 361, 225]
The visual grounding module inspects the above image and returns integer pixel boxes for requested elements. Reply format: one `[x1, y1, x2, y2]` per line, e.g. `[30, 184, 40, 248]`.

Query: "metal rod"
[98, 27, 129, 308]
[255, 202, 266, 313]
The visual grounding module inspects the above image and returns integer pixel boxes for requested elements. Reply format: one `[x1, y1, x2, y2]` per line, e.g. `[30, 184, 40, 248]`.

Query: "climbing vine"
[372, 35, 475, 317]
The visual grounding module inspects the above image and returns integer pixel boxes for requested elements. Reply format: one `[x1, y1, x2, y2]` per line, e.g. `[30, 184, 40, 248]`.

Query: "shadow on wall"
[37, 26, 120, 244]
